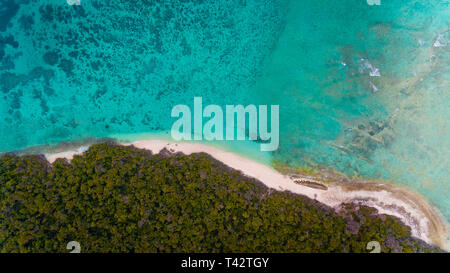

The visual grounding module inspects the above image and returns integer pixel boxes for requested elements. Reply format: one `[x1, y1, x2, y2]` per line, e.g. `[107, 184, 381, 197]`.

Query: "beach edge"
[44, 139, 449, 250]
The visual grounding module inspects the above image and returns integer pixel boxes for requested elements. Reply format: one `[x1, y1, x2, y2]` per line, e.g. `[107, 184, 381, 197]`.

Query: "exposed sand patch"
[45, 146, 89, 162]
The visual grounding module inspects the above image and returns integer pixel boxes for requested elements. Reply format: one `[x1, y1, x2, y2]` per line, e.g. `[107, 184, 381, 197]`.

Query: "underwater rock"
[0, 0, 19, 31]
[58, 59, 75, 76]
[43, 50, 60, 66]
[358, 58, 381, 77]
[0, 72, 22, 93]
[369, 81, 379, 92]
[433, 33, 448, 47]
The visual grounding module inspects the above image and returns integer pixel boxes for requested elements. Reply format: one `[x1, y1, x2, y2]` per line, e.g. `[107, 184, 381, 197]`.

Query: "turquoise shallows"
[0, 1, 449, 229]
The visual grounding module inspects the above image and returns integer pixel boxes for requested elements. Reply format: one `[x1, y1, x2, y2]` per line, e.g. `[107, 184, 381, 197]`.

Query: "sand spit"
[44, 139, 448, 250]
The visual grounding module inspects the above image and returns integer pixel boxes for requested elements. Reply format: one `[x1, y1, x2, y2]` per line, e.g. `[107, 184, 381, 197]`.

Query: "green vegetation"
[0, 143, 442, 253]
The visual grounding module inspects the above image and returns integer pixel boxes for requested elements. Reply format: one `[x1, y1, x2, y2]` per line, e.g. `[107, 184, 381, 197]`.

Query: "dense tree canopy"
[0, 143, 442, 253]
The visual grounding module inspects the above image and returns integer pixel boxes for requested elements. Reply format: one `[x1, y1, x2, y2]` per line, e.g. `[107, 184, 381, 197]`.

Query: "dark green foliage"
[0, 143, 442, 253]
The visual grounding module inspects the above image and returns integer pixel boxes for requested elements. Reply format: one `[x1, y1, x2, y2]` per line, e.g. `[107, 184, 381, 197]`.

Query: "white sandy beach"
[45, 139, 449, 250]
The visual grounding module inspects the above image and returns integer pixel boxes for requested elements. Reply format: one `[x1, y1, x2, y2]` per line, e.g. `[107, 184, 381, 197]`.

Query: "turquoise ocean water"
[0, 0, 449, 236]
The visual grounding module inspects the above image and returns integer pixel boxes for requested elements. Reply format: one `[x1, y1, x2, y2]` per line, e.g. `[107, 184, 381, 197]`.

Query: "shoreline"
[44, 139, 448, 250]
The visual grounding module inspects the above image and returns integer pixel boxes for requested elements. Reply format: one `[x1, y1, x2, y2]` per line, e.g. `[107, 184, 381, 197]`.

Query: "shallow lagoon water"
[0, 0, 449, 241]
